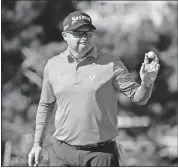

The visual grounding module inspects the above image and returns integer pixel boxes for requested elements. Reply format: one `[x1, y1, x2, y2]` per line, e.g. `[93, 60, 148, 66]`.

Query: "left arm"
[133, 52, 160, 105]
[132, 82, 153, 105]
[113, 52, 160, 105]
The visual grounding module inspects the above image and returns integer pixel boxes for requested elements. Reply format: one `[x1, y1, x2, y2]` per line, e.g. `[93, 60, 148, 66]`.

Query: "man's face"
[62, 25, 95, 56]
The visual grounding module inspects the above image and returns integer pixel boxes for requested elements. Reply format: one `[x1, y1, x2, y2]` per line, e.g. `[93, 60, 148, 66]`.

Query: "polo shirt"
[34, 46, 140, 146]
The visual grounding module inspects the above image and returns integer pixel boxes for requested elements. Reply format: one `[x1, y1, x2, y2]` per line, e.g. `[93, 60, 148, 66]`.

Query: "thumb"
[140, 63, 145, 74]
[144, 53, 149, 64]
[34, 150, 40, 165]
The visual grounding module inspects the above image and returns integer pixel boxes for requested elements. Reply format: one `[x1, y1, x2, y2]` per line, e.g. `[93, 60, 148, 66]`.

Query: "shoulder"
[48, 52, 66, 64]
[44, 50, 67, 73]
[47, 50, 68, 66]
[96, 49, 114, 62]
[96, 49, 128, 72]
[96, 49, 123, 64]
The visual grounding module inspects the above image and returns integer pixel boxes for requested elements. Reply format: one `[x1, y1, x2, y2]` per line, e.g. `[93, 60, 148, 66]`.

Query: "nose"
[81, 34, 88, 40]
[82, 33, 88, 38]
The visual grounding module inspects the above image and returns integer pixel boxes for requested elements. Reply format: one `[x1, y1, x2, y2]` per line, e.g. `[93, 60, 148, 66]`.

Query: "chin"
[80, 45, 90, 52]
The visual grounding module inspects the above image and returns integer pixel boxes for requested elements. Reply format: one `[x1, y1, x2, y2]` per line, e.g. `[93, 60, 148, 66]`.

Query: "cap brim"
[71, 23, 96, 31]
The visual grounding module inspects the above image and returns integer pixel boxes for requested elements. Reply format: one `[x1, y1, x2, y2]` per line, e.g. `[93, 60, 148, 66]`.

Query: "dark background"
[1, 1, 177, 166]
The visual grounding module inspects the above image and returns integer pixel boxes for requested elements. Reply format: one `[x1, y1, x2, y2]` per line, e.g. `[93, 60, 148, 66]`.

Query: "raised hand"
[140, 52, 160, 87]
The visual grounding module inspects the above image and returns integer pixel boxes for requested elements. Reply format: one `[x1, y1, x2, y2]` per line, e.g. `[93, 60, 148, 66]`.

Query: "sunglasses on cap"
[66, 30, 94, 38]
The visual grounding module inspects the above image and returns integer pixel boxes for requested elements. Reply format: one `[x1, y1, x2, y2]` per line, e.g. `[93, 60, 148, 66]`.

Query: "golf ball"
[147, 51, 155, 58]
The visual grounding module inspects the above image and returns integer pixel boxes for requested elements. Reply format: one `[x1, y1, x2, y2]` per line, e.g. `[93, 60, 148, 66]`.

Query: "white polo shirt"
[35, 46, 139, 146]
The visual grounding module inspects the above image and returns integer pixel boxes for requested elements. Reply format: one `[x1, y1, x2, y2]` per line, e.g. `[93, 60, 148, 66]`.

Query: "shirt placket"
[75, 69, 80, 85]
[74, 57, 89, 85]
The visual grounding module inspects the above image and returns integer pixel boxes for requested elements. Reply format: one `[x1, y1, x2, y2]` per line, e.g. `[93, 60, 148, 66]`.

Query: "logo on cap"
[64, 25, 68, 30]
[72, 15, 91, 24]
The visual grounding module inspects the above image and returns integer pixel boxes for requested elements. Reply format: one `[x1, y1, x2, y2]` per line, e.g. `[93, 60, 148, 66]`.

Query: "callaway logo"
[85, 73, 96, 81]
[72, 15, 90, 24]
[64, 25, 68, 30]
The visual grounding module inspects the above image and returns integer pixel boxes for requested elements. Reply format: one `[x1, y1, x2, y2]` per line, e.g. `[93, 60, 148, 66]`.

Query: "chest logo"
[85, 73, 96, 81]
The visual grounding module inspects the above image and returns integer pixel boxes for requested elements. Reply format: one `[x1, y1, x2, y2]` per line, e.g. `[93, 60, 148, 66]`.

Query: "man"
[28, 11, 160, 167]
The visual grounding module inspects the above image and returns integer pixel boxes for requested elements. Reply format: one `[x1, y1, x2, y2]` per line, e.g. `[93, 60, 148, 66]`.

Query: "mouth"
[80, 41, 88, 45]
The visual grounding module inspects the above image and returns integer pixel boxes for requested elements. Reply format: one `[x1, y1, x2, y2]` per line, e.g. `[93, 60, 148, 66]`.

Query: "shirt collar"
[64, 45, 97, 61]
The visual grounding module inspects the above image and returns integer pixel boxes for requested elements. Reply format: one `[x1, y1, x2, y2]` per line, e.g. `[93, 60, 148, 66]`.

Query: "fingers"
[155, 63, 160, 71]
[153, 54, 159, 64]
[144, 53, 149, 64]
[140, 63, 146, 74]
[28, 149, 42, 167]
[150, 61, 156, 69]
[34, 150, 40, 166]
[146, 52, 160, 71]
[150, 58, 160, 70]
[151, 54, 159, 66]
[146, 52, 159, 64]
[28, 152, 34, 167]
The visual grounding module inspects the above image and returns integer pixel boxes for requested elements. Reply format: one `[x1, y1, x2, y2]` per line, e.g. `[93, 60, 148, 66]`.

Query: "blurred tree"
[1, 1, 177, 166]
[1, 0, 76, 166]
[33, 0, 75, 43]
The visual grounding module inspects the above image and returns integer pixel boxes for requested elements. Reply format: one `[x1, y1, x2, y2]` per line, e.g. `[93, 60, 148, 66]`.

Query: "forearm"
[133, 82, 153, 105]
[33, 101, 56, 147]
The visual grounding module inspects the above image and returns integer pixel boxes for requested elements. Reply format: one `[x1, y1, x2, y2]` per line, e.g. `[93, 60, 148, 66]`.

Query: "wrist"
[33, 142, 43, 148]
[141, 81, 153, 88]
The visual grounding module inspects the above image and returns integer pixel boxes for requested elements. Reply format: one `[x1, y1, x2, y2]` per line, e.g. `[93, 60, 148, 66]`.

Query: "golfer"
[28, 11, 160, 167]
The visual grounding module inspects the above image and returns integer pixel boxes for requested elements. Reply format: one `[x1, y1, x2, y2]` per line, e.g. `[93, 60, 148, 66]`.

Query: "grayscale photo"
[1, 1, 178, 167]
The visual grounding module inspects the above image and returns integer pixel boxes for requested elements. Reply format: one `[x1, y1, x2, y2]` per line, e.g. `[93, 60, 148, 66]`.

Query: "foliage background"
[1, 0, 178, 166]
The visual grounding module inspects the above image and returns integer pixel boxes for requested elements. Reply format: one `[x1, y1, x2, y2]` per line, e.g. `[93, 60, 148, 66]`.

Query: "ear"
[62, 32, 67, 41]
